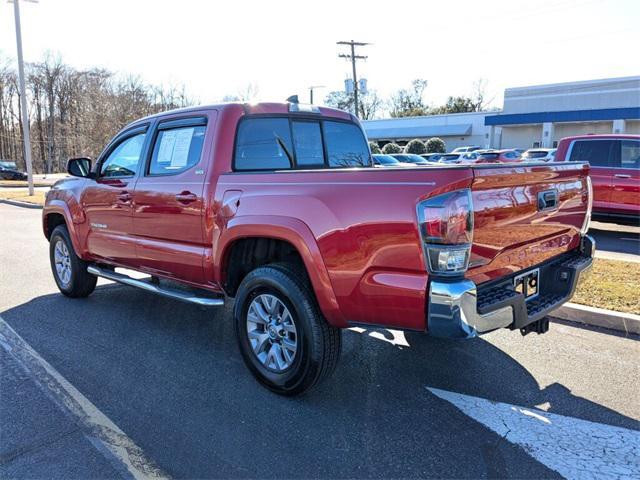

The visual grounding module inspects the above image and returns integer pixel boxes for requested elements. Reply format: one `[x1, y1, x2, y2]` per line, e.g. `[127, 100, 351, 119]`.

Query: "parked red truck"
[43, 102, 594, 395]
[555, 134, 640, 225]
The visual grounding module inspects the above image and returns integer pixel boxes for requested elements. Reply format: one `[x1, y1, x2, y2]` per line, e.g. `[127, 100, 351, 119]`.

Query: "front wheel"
[49, 225, 97, 298]
[234, 264, 341, 396]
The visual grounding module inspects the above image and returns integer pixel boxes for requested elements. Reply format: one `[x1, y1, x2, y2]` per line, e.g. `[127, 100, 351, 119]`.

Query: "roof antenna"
[286, 95, 299, 104]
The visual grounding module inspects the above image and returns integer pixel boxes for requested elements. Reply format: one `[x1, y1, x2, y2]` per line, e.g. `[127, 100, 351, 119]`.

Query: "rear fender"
[214, 215, 345, 327]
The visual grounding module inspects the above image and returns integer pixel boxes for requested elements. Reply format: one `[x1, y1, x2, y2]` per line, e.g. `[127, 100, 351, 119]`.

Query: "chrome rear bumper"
[427, 235, 595, 339]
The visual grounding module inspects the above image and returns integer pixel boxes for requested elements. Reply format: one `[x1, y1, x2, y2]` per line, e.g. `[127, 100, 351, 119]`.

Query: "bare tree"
[471, 78, 494, 112]
[0, 53, 195, 173]
[223, 83, 260, 102]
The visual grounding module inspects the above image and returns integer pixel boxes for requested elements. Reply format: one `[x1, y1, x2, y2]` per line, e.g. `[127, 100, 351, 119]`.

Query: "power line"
[337, 40, 369, 118]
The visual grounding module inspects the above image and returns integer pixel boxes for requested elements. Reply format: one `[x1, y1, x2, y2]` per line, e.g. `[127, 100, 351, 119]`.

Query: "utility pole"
[11, 0, 37, 196]
[337, 40, 369, 118]
[308, 85, 325, 105]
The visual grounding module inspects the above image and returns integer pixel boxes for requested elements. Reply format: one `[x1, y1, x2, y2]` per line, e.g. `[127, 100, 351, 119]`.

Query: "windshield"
[0, 161, 18, 169]
[393, 154, 428, 164]
[440, 154, 461, 162]
[373, 154, 400, 165]
[522, 151, 549, 159]
[478, 153, 500, 160]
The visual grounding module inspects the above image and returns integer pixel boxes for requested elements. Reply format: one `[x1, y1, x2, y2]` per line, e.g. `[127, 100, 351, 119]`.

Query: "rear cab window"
[234, 116, 371, 171]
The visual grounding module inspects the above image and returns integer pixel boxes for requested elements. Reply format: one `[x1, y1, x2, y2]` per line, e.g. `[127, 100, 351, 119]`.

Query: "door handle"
[117, 191, 132, 202]
[175, 191, 198, 204]
[614, 174, 631, 179]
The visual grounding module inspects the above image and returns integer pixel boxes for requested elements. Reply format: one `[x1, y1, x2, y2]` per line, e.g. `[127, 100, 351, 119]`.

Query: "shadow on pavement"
[2, 285, 638, 479]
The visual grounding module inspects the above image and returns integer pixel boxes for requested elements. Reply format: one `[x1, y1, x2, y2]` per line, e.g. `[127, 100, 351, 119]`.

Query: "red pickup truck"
[555, 134, 640, 224]
[43, 102, 594, 395]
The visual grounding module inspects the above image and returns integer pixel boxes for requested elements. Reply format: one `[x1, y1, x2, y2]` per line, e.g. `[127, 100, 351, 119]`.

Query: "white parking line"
[0, 316, 169, 480]
[428, 387, 640, 480]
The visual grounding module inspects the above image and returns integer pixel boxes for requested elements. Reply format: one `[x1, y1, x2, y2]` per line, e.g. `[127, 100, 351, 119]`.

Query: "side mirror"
[67, 157, 93, 178]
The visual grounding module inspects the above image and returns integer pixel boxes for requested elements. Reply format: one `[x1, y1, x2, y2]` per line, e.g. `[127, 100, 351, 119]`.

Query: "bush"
[381, 142, 402, 154]
[369, 141, 381, 154]
[425, 137, 446, 153]
[404, 139, 427, 155]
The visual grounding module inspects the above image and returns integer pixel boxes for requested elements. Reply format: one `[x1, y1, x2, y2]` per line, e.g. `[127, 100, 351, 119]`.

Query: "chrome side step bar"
[87, 265, 224, 307]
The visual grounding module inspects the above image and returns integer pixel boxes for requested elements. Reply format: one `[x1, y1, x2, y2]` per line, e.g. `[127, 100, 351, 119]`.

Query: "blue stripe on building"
[484, 107, 640, 126]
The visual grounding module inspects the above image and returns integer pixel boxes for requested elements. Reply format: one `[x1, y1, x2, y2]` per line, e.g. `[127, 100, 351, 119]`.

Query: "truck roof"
[558, 133, 640, 142]
[126, 102, 354, 130]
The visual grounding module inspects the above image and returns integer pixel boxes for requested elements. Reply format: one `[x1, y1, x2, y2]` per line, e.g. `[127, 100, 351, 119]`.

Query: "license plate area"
[514, 268, 539, 300]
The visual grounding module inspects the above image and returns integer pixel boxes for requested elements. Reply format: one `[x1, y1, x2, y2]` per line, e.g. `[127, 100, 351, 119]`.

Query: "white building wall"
[626, 121, 640, 134]
[502, 76, 640, 113]
[501, 125, 542, 149]
[552, 122, 613, 144]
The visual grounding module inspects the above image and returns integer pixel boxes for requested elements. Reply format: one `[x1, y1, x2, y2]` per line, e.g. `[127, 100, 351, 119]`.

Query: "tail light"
[581, 176, 592, 235]
[417, 189, 473, 275]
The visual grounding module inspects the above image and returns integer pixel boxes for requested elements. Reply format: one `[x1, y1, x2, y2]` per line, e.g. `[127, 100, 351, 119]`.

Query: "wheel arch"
[42, 201, 85, 258]
[215, 215, 345, 327]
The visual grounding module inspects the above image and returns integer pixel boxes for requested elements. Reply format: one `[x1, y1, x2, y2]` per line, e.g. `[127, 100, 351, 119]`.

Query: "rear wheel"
[49, 225, 97, 298]
[234, 264, 341, 395]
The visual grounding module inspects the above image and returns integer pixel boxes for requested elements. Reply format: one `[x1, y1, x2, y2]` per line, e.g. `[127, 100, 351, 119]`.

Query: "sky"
[1, 0, 639, 113]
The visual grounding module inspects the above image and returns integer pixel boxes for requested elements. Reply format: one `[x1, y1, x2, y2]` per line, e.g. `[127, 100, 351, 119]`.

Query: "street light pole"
[308, 85, 325, 105]
[12, 0, 35, 196]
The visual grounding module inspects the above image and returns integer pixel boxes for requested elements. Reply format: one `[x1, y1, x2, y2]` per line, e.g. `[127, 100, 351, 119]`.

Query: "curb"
[0, 199, 43, 210]
[550, 302, 640, 335]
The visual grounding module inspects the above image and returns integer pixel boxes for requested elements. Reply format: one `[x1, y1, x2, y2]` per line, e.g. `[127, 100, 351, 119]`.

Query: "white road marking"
[427, 387, 640, 480]
[0, 316, 169, 479]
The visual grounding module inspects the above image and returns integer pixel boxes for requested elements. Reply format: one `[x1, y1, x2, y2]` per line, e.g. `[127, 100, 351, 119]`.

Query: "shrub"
[369, 141, 381, 154]
[425, 137, 446, 153]
[381, 142, 402, 154]
[405, 139, 427, 155]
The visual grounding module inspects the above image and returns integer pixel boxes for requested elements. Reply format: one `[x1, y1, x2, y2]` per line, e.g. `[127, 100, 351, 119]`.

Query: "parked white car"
[451, 146, 482, 153]
[522, 148, 557, 162]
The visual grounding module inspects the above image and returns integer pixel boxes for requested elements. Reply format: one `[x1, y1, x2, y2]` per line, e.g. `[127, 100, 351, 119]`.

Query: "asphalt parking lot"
[1, 203, 639, 479]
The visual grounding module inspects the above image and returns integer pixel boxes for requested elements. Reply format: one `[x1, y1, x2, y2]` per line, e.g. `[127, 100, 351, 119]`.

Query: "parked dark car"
[0, 161, 27, 180]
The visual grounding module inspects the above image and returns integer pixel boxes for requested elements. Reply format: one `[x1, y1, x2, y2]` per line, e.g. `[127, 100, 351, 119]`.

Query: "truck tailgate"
[467, 162, 590, 286]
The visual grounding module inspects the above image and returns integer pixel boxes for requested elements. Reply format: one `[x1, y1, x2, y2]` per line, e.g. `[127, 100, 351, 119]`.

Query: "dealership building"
[362, 76, 640, 151]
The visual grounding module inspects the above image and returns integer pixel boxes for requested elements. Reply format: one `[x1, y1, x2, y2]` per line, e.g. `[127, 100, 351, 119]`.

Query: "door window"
[569, 140, 613, 167]
[620, 140, 640, 169]
[100, 133, 146, 177]
[149, 125, 206, 175]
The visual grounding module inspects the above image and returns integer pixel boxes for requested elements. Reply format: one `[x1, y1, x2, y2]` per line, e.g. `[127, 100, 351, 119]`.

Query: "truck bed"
[215, 161, 591, 331]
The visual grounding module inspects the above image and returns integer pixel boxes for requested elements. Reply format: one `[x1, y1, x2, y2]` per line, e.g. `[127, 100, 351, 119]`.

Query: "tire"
[234, 263, 341, 396]
[49, 225, 97, 298]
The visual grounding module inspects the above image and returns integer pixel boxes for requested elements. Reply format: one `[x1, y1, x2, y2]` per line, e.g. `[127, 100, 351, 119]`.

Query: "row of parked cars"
[373, 146, 557, 168]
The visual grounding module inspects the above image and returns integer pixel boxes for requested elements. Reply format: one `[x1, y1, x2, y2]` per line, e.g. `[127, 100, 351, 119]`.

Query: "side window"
[149, 125, 206, 175]
[323, 121, 371, 168]
[292, 121, 324, 167]
[100, 133, 146, 178]
[569, 140, 612, 167]
[235, 118, 293, 170]
[620, 140, 640, 169]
